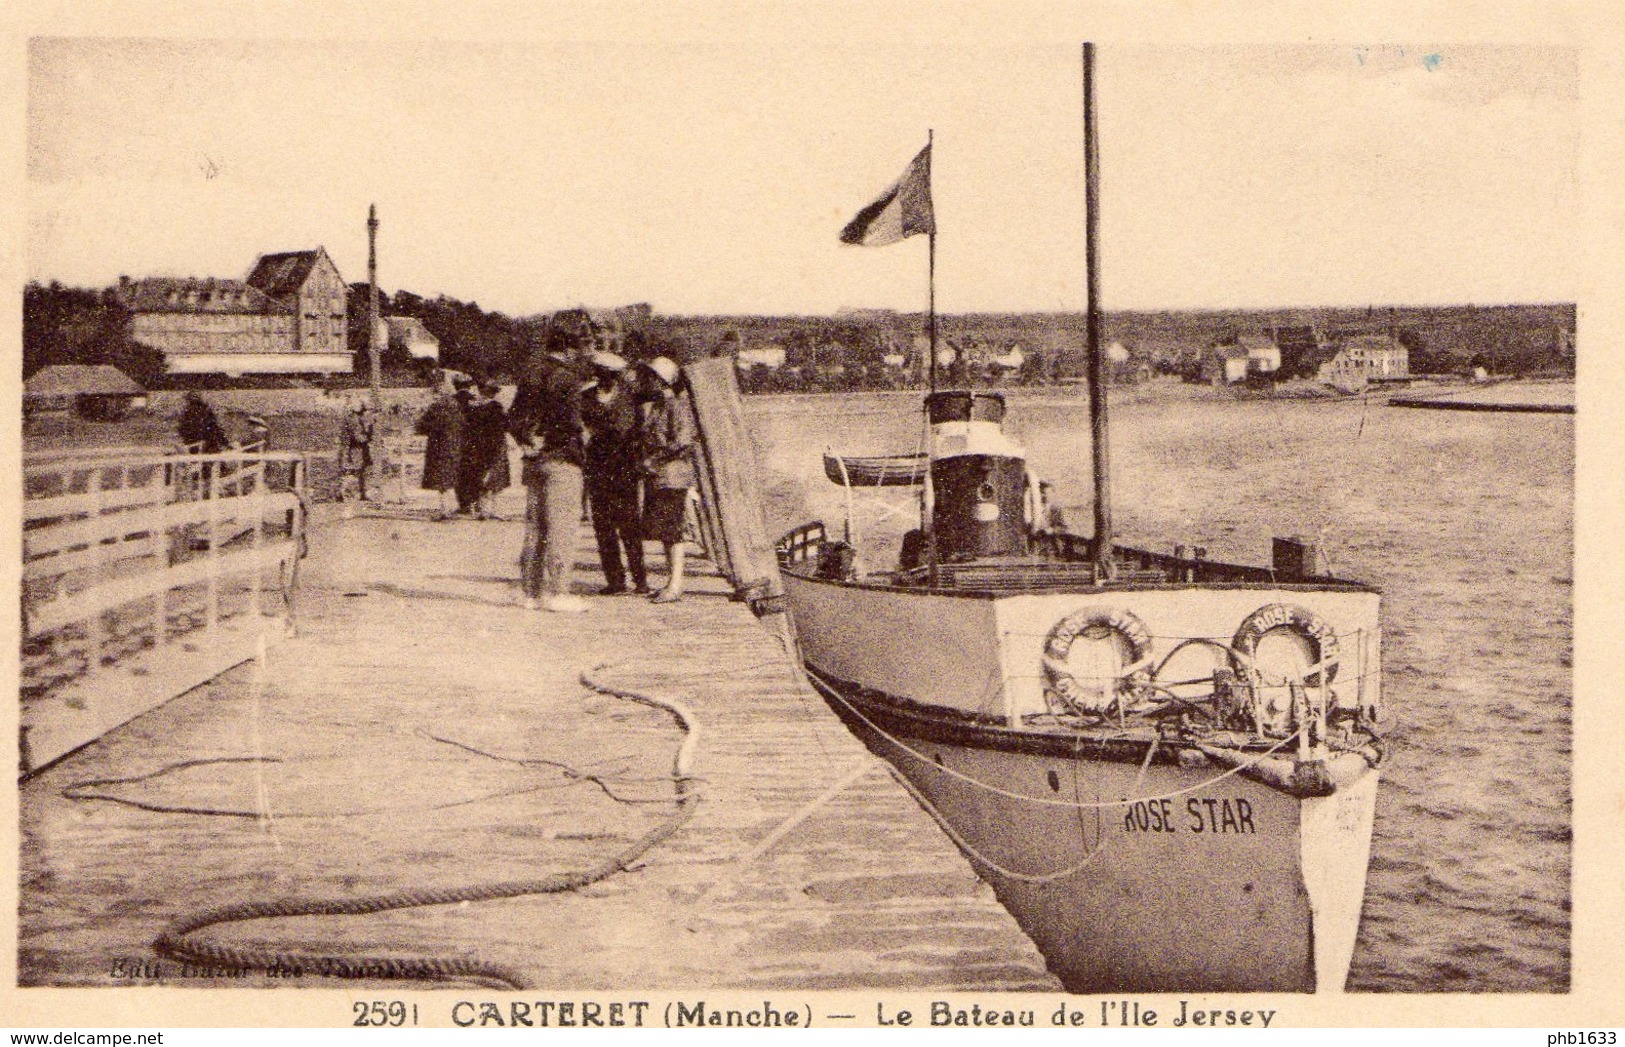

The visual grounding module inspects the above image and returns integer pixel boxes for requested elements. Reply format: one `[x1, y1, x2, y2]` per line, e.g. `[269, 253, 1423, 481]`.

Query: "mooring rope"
[883, 733, 1162, 885]
[687, 756, 876, 911]
[151, 662, 701, 991]
[801, 667, 1302, 810]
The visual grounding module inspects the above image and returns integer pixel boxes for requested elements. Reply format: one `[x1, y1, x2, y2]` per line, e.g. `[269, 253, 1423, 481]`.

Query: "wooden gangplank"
[682, 358, 785, 616]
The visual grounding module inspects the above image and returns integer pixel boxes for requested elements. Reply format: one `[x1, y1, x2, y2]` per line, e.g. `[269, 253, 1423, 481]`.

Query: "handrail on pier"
[20, 447, 310, 776]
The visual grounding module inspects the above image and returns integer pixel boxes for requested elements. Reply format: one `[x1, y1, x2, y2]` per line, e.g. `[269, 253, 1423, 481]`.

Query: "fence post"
[250, 454, 266, 621]
[282, 455, 306, 633]
[206, 455, 221, 634]
[86, 465, 108, 673]
[152, 463, 170, 649]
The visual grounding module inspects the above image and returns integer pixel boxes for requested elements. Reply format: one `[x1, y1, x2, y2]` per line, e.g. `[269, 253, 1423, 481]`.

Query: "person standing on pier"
[637, 356, 696, 604]
[176, 391, 229, 501]
[509, 328, 591, 612]
[177, 392, 228, 453]
[475, 380, 511, 519]
[339, 396, 376, 503]
[456, 381, 506, 518]
[415, 372, 469, 518]
[581, 351, 649, 595]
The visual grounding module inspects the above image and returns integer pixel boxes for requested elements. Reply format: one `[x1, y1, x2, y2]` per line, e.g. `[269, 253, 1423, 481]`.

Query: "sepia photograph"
[6, 0, 1617, 1032]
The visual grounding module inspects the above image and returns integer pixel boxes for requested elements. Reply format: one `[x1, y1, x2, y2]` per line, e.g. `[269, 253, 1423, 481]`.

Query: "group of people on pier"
[415, 326, 695, 613]
[173, 330, 698, 613]
[505, 328, 695, 612]
[414, 376, 511, 517]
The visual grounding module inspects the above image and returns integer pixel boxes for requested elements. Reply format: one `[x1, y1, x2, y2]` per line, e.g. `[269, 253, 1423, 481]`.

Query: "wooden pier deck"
[18, 504, 1057, 991]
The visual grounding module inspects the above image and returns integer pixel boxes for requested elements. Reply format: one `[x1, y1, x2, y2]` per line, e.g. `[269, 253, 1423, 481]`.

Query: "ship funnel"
[926, 391, 1029, 561]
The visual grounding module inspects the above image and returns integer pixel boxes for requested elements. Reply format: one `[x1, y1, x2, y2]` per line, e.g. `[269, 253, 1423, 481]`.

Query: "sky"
[24, 30, 1580, 318]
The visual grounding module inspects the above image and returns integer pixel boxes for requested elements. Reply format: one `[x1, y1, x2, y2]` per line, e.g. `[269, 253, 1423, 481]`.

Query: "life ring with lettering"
[1041, 607, 1154, 714]
[1231, 603, 1339, 687]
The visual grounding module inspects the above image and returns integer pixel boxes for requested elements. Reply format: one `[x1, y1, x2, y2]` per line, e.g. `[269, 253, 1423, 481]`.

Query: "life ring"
[1231, 603, 1339, 686]
[1041, 607, 1154, 713]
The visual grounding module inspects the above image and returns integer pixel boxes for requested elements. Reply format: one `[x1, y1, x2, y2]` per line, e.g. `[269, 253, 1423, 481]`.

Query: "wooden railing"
[20, 448, 309, 775]
[384, 430, 427, 501]
[775, 521, 828, 566]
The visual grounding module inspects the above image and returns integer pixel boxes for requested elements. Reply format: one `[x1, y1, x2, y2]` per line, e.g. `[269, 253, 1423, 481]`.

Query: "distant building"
[1317, 333, 1409, 387]
[583, 304, 654, 354]
[385, 316, 441, 362]
[1237, 334, 1281, 375]
[991, 343, 1026, 371]
[735, 345, 787, 370]
[24, 364, 145, 420]
[1203, 343, 1250, 386]
[119, 246, 349, 376]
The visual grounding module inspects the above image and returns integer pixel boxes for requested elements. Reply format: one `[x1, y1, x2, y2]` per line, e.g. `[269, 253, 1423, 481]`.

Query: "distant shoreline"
[1387, 378, 1574, 414]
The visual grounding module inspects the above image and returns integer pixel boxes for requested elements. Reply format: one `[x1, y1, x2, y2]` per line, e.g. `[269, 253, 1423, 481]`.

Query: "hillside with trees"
[23, 279, 1575, 392]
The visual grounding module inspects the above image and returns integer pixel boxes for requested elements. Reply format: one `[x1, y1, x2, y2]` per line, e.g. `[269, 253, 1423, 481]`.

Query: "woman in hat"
[636, 356, 695, 603]
[415, 372, 468, 518]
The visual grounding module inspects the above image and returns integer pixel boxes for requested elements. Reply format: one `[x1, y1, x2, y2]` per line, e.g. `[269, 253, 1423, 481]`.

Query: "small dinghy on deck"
[823, 452, 929, 488]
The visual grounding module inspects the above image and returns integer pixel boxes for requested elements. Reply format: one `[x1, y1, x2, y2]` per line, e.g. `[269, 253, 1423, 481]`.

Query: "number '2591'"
[353, 1001, 417, 1027]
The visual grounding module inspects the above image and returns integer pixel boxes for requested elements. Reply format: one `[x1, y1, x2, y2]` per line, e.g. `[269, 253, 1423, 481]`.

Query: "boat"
[772, 46, 1384, 993]
[822, 451, 929, 488]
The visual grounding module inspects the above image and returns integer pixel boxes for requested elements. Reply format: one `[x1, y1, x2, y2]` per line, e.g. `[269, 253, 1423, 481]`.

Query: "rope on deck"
[151, 661, 701, 991]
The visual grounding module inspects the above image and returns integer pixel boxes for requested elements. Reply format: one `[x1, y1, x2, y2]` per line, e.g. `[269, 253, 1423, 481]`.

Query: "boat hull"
[818, 673, 1379, 993]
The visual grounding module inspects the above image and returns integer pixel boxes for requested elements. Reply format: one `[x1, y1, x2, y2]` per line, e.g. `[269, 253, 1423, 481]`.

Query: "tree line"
[24, 279, 1575, 390]
[23, 282, 164, 384]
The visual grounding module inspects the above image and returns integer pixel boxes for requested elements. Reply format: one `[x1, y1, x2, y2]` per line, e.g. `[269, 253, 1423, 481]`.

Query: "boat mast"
[1083, 43, 1114, 575]
[927, 128, 938, 394]
[923, 129, 939, 582]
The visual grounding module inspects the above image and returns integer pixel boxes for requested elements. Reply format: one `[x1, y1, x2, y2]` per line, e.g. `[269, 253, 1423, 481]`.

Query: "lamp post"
[367, 203, 382, 410]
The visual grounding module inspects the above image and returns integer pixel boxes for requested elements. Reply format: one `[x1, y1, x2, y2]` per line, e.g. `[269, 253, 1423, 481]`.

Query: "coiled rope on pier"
[152, 662, 702, 991]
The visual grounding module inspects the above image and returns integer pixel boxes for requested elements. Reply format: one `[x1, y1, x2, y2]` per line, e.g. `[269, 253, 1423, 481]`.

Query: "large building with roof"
[1316, 333, 1409, 387]
[118, 247, 350, 376]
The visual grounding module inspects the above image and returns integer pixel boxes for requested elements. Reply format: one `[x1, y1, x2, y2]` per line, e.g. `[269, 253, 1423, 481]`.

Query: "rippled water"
[745, 385, 1573, 992]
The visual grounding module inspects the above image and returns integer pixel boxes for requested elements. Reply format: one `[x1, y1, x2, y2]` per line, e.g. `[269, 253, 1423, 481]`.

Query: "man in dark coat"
[458, 380, 509, 519]
[176, 391, 229, 501]
[177, 392, 228, 453]
[415, 373, 469, 516]
[581, 352, 648, 594]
